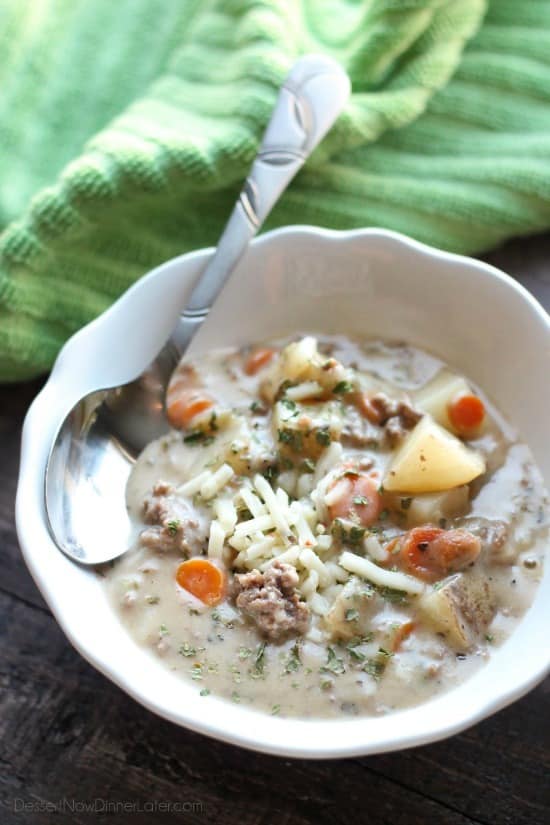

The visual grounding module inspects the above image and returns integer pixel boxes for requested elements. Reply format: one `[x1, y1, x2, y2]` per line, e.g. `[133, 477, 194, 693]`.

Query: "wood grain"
[1, 234, 549, 824]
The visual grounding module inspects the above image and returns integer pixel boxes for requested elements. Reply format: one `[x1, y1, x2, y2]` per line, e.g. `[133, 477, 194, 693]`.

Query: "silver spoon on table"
[44, 55, 350, 565]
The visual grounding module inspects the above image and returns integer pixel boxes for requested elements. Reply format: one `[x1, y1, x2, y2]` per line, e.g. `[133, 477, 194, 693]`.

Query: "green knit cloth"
[1, 0, 550, 381]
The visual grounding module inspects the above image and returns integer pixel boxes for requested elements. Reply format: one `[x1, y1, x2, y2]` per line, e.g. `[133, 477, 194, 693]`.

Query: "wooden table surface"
[1, 234, 549, 825]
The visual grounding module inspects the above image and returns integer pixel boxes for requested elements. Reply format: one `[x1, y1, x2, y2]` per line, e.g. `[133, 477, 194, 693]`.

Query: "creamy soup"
[103, 336, 548, 718]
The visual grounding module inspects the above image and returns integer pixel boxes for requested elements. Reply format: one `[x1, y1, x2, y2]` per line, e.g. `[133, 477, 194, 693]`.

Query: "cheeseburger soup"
[103, 336, 547, 718]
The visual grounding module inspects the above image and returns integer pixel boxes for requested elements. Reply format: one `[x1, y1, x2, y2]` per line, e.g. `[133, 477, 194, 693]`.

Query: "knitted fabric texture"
[1, 0, 550, 380]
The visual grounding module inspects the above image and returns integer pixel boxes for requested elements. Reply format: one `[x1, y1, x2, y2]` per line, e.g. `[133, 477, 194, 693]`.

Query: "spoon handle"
[178, 54, 350, 342]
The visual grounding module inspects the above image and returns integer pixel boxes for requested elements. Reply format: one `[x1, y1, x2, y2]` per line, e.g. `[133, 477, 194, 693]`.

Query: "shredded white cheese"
[253, 474, 292, 541]
[313, 441, 343, 484]
[200, 463, 234, 500]
[178, 469, 212, 497]
[239, 485, 266, 518]
[338, 551, 425, 595]
[207, 520, 226, 559]
[299, 547, 330, 586]
[233, 513, 277, 536]
[213, 497, 237, 535]
[364, 534, 389, 563]
[301, 569, 319, 598]
[309, 592, 330, 616]
[284, 380, 324, 401]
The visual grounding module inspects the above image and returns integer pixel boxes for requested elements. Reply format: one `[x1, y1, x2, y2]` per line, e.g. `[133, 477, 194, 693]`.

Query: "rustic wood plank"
[484, 232, 550, 310]
[0, 232, 549, 825]
[363, 679, 550, 825]
[0, 377, 48, 611]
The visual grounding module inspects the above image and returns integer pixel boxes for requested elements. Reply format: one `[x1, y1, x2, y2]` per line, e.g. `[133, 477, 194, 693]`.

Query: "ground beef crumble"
[140, 482, 207, 556]
[367, 392, 422, 447]
[342, 392, 422, 448]
[232, 560, 310, 641]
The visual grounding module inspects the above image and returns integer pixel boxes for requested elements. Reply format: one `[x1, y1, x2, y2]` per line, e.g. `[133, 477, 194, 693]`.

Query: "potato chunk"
[385, 486, 470, 527]
[418, 572, 496, 651]
[324, 578, 382, 641]
[189, 416, 271, 475]
[383, 416, 485, 493]
[415, 370, 471, 433]
[272, 399, 343, 461]
[261, 337, 348, 403]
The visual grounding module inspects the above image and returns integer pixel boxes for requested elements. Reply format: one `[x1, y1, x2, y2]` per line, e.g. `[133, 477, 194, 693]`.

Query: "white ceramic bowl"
[16, 227, 550, 758]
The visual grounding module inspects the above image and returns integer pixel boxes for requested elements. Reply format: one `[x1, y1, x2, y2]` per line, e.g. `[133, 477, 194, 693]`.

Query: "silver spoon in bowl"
[45, 55, 350, 564]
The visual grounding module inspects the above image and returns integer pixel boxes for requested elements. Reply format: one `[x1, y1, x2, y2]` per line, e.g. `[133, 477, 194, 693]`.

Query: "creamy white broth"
[102, 336, 547, 718]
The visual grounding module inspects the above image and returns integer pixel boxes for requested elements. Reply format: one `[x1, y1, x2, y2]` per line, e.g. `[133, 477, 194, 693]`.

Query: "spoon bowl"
[44, 55, 350, 564]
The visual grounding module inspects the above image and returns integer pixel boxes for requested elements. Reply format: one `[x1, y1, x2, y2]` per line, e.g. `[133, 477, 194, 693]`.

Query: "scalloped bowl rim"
[15, 226, 550, 758]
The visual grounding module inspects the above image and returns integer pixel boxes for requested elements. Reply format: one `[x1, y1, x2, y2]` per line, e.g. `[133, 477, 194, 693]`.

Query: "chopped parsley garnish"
[166, 519, 180, 536]
[209, 411, 219, 431]
[300, 458, 316, 474]
[485, 633, 494, 643]
[262, 464, 279, 482]
[281, 398, 298, 414]
[332, 519, 366, 546]
[178, 642, 196, 657]
[315, 427, 331, 447]
[183, 430, 214, 446]
[238, 646, 253, 660]
[230, 665, 242, 684]
[348, 525, 366, 544]
[363, 659, 385, 679]
[347, 641, 367, 662]
[376, 585, 408, 604]
[342, 469, 360, 479]
[199, 688, 210, 697]
[345, 608, 360, 622]
[278, 428, 304, 452]
[159, 624, 169, 636]
[231, 691, 241, 703]
[271, 704, 281, 716]
[145, 595, 160, 605]
[363, 648, 393, 679]
[250, 642, 266, 677]
[353, 495, 368, 506]
[320, 646, 346, 676]
[236, 507, 253, 522]
[190, 664, 203, 681]
[332, 380, 354, 395]
[250, 400, 261, 413]
[284, 643, 302, 673]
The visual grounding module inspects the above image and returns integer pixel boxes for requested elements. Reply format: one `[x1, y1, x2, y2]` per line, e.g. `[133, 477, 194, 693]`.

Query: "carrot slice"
[244, 347, 276, 375]
[391, 621, 415, 652]
[399, 526, 443, 582]
[398, 525, 481, 582]
[327, 473, 382, 527]
[448, 393, 485, 435]
[166, 390, 214, 429]
[356, 393, 382, 424]
[176, 558, 226, 606]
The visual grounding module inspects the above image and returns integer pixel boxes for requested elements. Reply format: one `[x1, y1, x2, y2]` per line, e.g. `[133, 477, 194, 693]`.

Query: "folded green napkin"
[1, 0, 550, 381]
